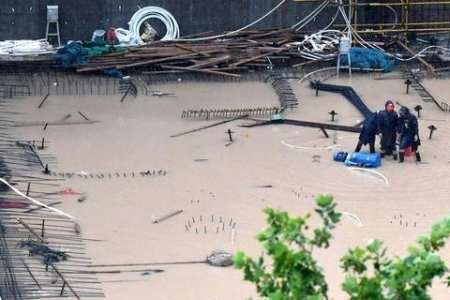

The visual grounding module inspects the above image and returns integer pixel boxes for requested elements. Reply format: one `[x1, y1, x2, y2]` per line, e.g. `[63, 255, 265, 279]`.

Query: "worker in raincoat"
[378, 100, 398, 159]
[355, 112, 378, 153]
[397, 106, 421, 163]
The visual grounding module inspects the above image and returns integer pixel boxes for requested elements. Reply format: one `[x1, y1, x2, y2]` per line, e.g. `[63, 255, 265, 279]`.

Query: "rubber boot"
[369, 142, 375, 154]
[392, 152, 398, 160]
[415, 152, 421, 162]
[399, 152, 405, 163]
[355, 141, 362, 153]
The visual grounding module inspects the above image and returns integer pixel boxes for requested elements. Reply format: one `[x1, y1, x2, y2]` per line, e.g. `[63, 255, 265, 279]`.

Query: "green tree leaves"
[341, 216, 450, 300]
[234, 195, 341, 300]
[234, 196, 450, 300]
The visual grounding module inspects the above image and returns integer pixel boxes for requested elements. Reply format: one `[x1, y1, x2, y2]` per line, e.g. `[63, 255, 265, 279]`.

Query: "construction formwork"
[294, 0, 450, 33]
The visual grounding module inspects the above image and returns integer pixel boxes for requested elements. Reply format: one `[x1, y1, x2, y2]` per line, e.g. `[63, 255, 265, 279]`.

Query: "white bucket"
[91, 29, 106, 42]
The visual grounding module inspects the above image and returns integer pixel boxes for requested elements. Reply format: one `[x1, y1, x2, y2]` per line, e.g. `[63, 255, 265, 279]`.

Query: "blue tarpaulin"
[54, 42, 88, 68]
[344, 152, 381, 168]
[340, 47, 394, 72]
[54, 41, 124, 69]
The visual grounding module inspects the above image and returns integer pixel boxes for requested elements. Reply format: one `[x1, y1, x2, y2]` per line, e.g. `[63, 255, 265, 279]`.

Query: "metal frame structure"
[293, 0, 450, 33]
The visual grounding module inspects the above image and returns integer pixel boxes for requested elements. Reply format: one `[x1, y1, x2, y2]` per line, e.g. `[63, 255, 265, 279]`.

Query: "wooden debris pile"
[75, 29, 308, 77]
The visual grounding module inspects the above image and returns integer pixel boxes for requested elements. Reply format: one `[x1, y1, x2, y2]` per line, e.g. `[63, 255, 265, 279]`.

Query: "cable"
[0, 178, 79, 225]
[128, 6, 180, 42]
[286, 2, 341, 61]
[338, 5, 450, 62]
[322, 7, 341, 32]
[291, 0, 330, 31]
[337, 7, 450, 64]
[177, 0, 288, 42]
[290, 29, 344, 60]
[385, 5, 398, 30]
[131, 0, 328, 44]
[391, 45, 450, 61]
[338, 5, 383, 51]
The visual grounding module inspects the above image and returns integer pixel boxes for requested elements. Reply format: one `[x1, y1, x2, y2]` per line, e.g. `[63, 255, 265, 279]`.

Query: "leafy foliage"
[234, 195, 450, 300]
[234, 195, 341, 300]
[341, 217, 450, 300]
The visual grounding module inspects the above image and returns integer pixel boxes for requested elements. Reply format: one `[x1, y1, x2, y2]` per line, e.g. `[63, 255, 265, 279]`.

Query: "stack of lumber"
[75, 28, 310, 77]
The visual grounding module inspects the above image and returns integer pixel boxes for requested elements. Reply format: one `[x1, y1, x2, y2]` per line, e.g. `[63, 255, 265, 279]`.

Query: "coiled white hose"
[129, 6, 179, 42]
[116, 6, 180, 44]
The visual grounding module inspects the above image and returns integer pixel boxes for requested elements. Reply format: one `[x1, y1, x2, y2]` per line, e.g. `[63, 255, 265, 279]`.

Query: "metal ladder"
[46, 5, 61, 47]
[402, 69, 449, 112]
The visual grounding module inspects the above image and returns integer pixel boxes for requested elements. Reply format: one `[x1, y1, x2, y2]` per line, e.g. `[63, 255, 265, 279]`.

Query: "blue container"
[344, 152, 381, 168]
[333, 151, 348, 162]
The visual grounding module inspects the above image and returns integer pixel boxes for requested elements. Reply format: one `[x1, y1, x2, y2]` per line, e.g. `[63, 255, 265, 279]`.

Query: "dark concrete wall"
[0, 0, 339, 41]
[2, 1, 447, 42]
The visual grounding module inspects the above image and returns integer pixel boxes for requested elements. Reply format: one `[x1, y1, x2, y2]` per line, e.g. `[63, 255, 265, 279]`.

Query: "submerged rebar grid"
[0, 97, 104, 299]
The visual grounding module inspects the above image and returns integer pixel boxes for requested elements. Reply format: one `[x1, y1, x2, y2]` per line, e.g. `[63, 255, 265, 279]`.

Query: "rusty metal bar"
[16, 218, 45, 243]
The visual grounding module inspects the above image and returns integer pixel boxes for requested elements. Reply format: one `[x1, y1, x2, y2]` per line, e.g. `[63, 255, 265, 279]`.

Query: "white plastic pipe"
[128, 6, 180, 43]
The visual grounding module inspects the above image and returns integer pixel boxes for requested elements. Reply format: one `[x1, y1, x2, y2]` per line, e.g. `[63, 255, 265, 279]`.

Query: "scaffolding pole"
[292, 0, 450, 33]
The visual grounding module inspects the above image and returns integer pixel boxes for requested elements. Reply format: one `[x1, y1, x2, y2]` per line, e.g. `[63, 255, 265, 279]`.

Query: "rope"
[341, 211, 363, 227]
[347, 167, 389, 185]
[281, 140, 341, 150]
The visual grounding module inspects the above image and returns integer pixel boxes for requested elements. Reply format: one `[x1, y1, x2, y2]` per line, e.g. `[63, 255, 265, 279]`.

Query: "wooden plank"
[114, 50, 222, 70]
[178, 31, 215, 39]
[230, 50, 284, 67]
[174, 44, 212, 57]
[77, 50, 220, 73]
[161, 65, 240, 78]
[188, 55, 231, 69]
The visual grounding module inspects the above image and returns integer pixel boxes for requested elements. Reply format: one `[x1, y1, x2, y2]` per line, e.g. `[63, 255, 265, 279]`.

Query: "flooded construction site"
[1, 1, 450, 300]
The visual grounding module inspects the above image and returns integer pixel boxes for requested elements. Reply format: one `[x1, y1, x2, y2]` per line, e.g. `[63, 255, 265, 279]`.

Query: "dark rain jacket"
[398, 112, 420, 149]
[359, 112, 379, 145]
[378, 110, 398, 150]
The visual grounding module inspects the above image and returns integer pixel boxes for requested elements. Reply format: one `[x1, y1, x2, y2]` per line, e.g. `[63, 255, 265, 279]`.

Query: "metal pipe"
[335, 21, 450, 27]
[354, 27, 450, 33]
[293, 0, 450, 5]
